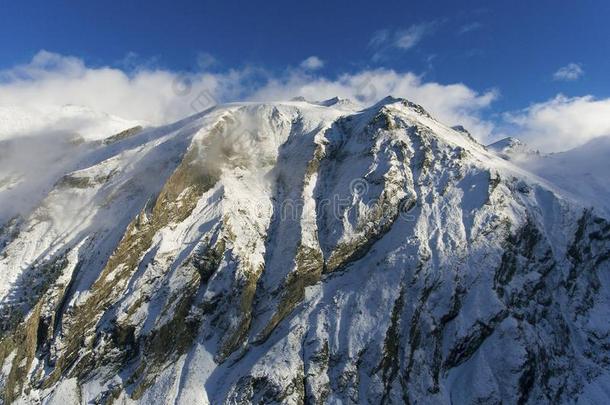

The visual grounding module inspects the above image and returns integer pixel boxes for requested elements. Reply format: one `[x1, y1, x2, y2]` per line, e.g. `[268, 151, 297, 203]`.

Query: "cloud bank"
[0, 50, 497, 141]
[504, 94, 610, 152]
[0, 51, 251, 127]
[1, 51, 609, 152]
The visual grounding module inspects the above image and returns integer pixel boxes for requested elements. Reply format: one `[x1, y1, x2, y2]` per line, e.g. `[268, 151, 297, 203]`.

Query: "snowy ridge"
[0, 98, 608, 404]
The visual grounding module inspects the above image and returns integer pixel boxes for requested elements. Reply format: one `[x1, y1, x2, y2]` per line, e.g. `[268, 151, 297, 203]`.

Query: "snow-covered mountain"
[0, 98, 608, 404]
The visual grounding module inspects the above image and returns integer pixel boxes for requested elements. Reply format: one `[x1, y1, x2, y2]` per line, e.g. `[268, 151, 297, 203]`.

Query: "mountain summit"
[0, 98, 608, 404]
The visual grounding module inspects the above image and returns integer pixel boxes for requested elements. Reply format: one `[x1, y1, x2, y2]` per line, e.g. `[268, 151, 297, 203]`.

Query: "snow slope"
[0, 98, 608, 404]
[487, 135, 610, 217]
[0, 104, 146, 226]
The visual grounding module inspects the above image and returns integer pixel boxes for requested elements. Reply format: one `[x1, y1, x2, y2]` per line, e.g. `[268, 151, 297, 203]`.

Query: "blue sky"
[1, 0, 609, 150]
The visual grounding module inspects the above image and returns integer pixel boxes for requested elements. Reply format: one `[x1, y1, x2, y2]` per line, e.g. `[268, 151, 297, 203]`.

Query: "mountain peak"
[487, 136, 538, 158]
[451, 124, 470, 134]
[288, 96, 357, 109]
[364, 96, 433, 120]
[488, 136, 524, 150]
[316, 96, 350, 107]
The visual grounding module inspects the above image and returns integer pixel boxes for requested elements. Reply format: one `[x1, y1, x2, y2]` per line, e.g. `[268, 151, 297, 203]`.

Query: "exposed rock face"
[0, 99, 608, 404]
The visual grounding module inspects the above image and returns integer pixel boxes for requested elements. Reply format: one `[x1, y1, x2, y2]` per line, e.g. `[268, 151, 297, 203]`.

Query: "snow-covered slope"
[0, 98, 608, 404]
[487, 135, 610, 217]
[524, 136, 610, 217]
[0, 104, 146, 226]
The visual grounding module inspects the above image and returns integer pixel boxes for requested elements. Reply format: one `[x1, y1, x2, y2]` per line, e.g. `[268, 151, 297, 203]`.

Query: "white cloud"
[369, 30, 390, 48]
[300, 56, 324, 70]
[395, 23, 435, 50]
[553, 63, 584, 81]
[0, 50, 247, 125]
[0, 50, 497, 141]
[368, 22, 440, 61]
[504, 94, 610, 151]
[196, 52, 218, 69]
[458, 22, 482, 34]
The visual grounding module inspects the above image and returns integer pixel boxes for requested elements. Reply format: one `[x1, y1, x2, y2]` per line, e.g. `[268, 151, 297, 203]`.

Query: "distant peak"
[451, 125, 470, 134]
[487, 137, 524, 151]
[289, 96, 356, 109]
[370, 96, 407, 109]
[487, 137, 538, 159]
[377, 95, 403, 105]
[316, 96, 352, 107]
